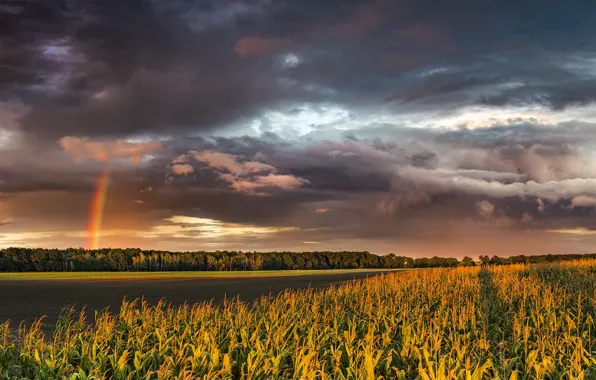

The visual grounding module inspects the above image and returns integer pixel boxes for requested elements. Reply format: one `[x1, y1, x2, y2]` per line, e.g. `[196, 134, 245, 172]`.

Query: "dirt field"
[0, 270, 392, 331]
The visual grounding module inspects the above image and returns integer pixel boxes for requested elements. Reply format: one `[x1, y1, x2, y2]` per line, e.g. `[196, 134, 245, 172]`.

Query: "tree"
[461, 256, 476, 267]
[12, 247, 596, 272]
[490, 255, 510, 266]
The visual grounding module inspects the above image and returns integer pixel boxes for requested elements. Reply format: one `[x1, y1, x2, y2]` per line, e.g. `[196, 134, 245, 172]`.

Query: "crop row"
[2, 262, 596, 379]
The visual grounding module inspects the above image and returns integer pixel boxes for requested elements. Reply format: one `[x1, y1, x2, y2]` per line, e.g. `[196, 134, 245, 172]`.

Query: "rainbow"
[87, 167, 110, 250]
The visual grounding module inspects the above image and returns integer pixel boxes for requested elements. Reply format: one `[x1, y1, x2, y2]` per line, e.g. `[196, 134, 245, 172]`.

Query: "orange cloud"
[175, 150, 308, 194]
[475, 200, 495, 218]
[0, 218, 13, 226]
[171, 163, 194, 176]
[60, 136, 162, 163]
[315, 208, 331, 214]
[235, 36, 298, 57]
[254, 173, 306, 189]
[192, 151, 276, 175]
[218, 172, 307, 194]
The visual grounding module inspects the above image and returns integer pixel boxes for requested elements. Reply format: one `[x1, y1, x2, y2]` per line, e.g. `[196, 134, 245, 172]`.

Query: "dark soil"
[0, 271, 389, 332]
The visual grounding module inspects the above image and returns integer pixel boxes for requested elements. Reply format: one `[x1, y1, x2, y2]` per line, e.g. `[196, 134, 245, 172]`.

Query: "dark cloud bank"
[2, 0, 596, 255]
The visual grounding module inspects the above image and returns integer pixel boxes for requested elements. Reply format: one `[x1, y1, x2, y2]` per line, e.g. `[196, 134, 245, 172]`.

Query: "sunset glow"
[1, 0, 596, 255]
[6, 2, 596, 377]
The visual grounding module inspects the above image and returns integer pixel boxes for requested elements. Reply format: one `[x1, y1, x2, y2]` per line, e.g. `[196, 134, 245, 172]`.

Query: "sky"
[2, 0, 596, 257]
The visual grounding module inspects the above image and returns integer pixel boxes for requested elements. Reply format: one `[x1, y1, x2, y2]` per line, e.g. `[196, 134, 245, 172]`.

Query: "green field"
[0, 268, 402, 281]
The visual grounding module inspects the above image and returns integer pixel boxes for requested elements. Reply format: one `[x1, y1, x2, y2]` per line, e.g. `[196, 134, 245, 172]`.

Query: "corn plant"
[1, 263, 596, 379]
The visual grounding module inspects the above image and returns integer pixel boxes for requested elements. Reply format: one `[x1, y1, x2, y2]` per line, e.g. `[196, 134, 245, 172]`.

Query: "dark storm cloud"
[0, 0, 296, 139]
[2, 0, 402, 140]
[387, 53, 596, 112]
[4, 0, 596, 142]
[2, 120, 596, 250]
[99, 120, 596, 211]
[4, 117, 596, 212]
[143, 187, 325, 226]
[436, 121, 596, 150]
[157, 120, 596, 210]
[4, 0, 596, 252]
[479, 80, 596, 111]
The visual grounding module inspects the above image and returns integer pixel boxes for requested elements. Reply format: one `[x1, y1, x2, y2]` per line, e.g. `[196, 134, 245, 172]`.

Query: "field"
[0, 269, 396, 334]
[2, 262, 596, 379]
[0, 268, 398, 281]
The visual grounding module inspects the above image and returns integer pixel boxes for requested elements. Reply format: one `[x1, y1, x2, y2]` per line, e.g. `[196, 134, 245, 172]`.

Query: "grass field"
[0, 268, 402, 281]
[2, 261, 596, 378]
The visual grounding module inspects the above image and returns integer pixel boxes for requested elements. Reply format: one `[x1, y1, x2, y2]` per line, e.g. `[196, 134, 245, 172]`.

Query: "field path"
[0, 270, 394, 331]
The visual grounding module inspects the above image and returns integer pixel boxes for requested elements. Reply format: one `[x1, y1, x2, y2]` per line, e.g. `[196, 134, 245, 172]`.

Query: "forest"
[0, 247, 594, 272]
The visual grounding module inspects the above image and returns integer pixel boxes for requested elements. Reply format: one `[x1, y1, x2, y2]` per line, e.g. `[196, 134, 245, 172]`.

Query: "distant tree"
[509, 255, 529, 264]
[461, 256, 476, 267]
[490, 255, 510, 266]
[4, 247, 595, 273]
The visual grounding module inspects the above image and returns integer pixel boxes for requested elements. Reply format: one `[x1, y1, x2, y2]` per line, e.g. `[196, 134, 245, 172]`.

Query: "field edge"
[0, 268, 405, 281]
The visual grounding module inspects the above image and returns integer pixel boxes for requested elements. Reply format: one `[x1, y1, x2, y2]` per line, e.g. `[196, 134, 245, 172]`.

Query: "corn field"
[2, 261, 596, 379]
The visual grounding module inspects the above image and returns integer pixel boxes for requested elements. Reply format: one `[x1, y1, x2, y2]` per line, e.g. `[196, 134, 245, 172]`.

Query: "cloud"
[7, 121, 596, 241]
[171, 163, 194, 176]
[22, 65, 299, 139]
[6, 0, 596, 253]
[394, 23, 448, 47]
[60, 136, 162, 163]
[146, 215, 297, 239]
[476, 200, 495, 218]
[178, 0, 274, 32]
[394, 166, 596, 206]
[320, 0, 394, 38]
[382, 51, 596, 113]
[375, 192, 432, 216]
[471, 200, 532, 228]
[537, 198, 546, 212]
[192, 151, 276, 175]
[250, 173, 307, 189]
[521, 213, 533, 224]
[0, 102, 29, 130]
[479, 79, 596, 111]
[7, 1, 315, 141]
[7, 0, 596, 145]
[546, 228, 596, 236]
[0, 218, 13, 226]
[569, 195, 596, 208]
[163, 124, 596, 217]
[216, 170, 308, 195]
[171, 150, 308, 194]
[235, 36, 298, 57]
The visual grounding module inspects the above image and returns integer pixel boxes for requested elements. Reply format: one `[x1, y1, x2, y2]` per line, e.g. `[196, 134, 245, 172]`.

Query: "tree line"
[476, 253, 596, 266]
[0, 248, 459, 272]
[0, 248, 594, 272]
